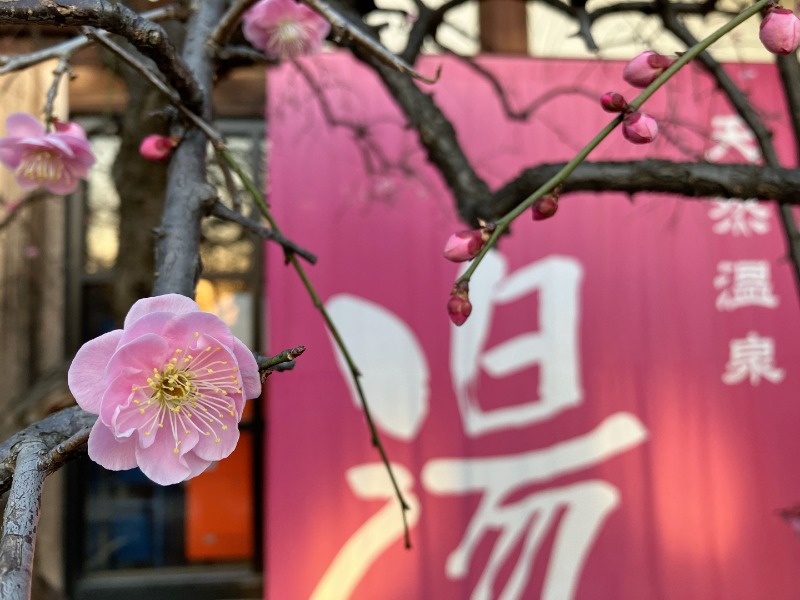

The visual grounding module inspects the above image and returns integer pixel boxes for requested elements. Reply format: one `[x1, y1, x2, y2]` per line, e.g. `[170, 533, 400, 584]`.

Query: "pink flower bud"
[600, 92, 629, 113]
[139, 134, 176, 161]
[760, 8, 800, 55]
[532, 195, 559, 221]
[53, 118, 88, 139]
[622, 111, 658, 144]
[443, 229, 485, 262]
[623, 51, 676, 88]
[447, 284, 472, 326]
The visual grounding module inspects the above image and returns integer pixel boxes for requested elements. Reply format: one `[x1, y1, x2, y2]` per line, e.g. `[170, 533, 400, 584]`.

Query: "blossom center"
[149, 365, 196, 412]
[16, 151, 64, 183]
[270, 20, 307, 56]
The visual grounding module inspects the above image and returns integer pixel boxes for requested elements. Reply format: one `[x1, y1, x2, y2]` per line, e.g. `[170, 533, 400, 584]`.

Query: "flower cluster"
[68, 294, 262, 485]
[759, 7, 800, 55]
[0, 113, 94, 195]
[243, 0, 330, 60]
[600, 50, 674, 146]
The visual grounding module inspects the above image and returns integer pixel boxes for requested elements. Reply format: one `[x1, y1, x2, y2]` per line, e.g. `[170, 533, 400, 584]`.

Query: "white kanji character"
[451, 252, 584, 437]
[722, 331, 785, 385]
[714, 260, 779, 310]
[705, 115, 761, 163]
[422, 413, 648, 600]
[708, 200, 771, 236]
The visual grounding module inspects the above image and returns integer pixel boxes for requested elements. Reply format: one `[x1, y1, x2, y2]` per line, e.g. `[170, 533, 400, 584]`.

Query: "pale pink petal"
[99, 369, 142, 427]
[43, 171, 79, 195]
[192, 422, 239, 462]
[68, 329, 123, 414]
[118, 311, 176, 346]
[135, 428, 197, 485]
[6, 113, 44, 138]
[233, 338, 261, 400]
[183, 452, 213, 479]
[124, 294, 199, 328]
[87, 418, 138, 471]
[163, 311, 234, 350]
[104, 333, 171, 382]
[0, 141, 24, 169]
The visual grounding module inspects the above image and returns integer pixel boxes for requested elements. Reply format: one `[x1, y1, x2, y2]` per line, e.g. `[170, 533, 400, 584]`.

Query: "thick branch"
[152, 1, 225, 297]
[490, 160, 800, 219]
[0, 441, 46, 600]
[0, 1, 203, 112]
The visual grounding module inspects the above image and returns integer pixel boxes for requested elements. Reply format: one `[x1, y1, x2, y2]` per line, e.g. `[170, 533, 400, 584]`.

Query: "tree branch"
[0, 1, 203, 113]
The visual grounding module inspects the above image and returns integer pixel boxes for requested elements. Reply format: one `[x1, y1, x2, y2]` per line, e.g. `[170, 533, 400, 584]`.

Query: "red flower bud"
[760, 8, 800, 55]
[622, 51, 676, 88]
[447, 283, 472, 326]
[600, 92, 629, 113]
[622, 111, 658, 144]
[532, 195, 559, 221]
[139, 134, 177, 161]
[443, 229, 485, 262]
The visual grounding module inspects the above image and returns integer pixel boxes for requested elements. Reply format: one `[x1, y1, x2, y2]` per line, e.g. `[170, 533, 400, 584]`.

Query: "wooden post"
[479, 0, 528, 54]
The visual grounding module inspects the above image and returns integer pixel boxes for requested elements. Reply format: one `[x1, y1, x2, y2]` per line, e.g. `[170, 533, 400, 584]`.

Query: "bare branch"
[0, 1, 203, 112]
[210, 0, 259, 47]
[489, 160, 800, 220]
[209, 201, 318, 264]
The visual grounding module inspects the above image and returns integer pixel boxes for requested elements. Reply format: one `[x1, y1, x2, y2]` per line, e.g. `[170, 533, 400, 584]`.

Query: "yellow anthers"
[207, 369, 214, 374]
[221, 425, 228, 430]
[194, 332, 199, 338]
[170, 357, 178, 364]
[184, 429, 190, 435]
[183, 358, 191, 363]
[131, 385, 140, 391]
[233, 367, 238, 373]
[158, 423, 164, 428]
[175, 348, 182, 354]
[214, 438, 221, 443]
[205, 346, 212, 352]
[221, 361, 228, 365]
[215, 346, 221, 351]
[204, 431, 211, 436]
[173, 447, 180, 454]
[236, 389, 242, 394]
[139, 408, 145, 414]
[221, 390, 228, 396]
[145, 431, 152, 436]
[133, 399, 141, 405]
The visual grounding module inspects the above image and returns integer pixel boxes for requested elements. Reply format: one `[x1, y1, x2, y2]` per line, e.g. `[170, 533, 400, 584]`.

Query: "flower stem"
[456, 0, 771, 286]
[218, 147, 414, 548]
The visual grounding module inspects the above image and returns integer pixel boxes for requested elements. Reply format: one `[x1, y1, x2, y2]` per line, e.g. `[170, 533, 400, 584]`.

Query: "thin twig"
[218, 147, 414, 548]
[210, 0, 260, 47]
[42, 55, 73, 127]
[304, 0, 441, 84]
[210, 201, 318, 264]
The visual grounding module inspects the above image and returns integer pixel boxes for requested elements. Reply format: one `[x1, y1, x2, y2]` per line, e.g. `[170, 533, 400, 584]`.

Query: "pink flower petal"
[118, 311, 176, 347]
[104, 333, 171, 383]
[192, 421, 239, 462]
[233, 338, 261, 400]
[43, 171, 79, 195]
[6, 113, 44, 138]
[135, 428, 198, 485]
[183, 452, 213, 479]
[99, 369, 141, 427]
[0, 141, 23, 169]
[68, 329, 124, 414]
[162, 311, 235, 351]
[124, 294, 200, 329]
[87, 418, 138, 471]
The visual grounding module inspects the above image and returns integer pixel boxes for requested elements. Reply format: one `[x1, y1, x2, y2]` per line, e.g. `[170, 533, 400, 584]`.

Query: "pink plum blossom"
[139, 134, 177, 161]
[759, 8, 800, 55]
[242, 0, 331, 60]
[443, 229, 484, 262]
[447, 283, 472, 326]
[68, 294, 261, 486]
[622, 111, 659, 144]
[622, 51, 676, 88]
[0, 113, 94, 195]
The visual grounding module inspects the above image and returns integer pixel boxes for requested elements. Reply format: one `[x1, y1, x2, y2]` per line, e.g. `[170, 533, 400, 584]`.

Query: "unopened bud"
[443, 229, 485, 262]
[139, 134, 177, 161]
[447, 283, 472, 326]
[532, 195, 559, 221]
[623, 51, 676, 88]
[600, 92, 629, 113]
[622, 111, 658, 144]
[760, 8, 800, 55]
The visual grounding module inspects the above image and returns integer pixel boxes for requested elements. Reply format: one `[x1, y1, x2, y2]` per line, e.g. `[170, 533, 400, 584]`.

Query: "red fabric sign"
[265, 54, 800, 599]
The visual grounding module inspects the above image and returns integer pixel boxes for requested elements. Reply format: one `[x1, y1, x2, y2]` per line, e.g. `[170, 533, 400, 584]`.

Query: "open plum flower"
[242, 0, 330, 59]
[0, 112, 94, 195]
[68, 294, 261, 485]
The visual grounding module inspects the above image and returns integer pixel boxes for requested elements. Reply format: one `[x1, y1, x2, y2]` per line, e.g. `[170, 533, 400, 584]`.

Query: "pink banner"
[265, 54, 800, 599]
